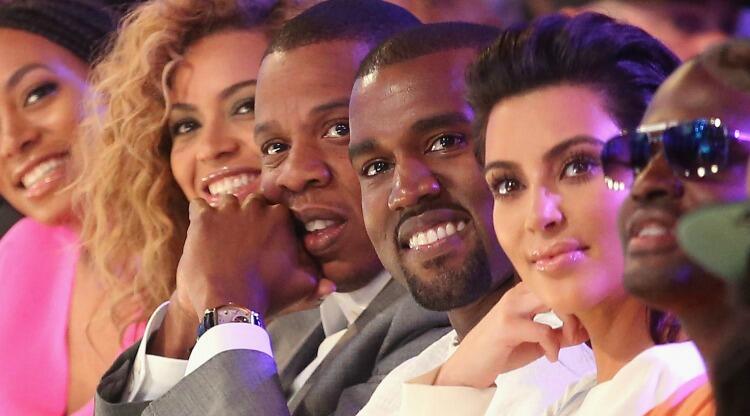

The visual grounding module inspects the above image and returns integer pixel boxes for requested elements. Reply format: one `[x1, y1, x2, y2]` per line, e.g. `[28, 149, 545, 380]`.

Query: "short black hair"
[357, 22, 501, 79]
[693, 38, 750, 95]
[468, 12, 680, 144]
[266, 0, 421, 56]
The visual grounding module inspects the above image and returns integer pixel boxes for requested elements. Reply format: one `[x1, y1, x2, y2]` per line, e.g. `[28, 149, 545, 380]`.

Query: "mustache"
[395, 200, 469, 234]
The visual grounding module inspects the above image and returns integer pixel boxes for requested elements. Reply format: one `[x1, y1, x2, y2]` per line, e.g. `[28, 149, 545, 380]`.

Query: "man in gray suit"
[95, 1, 450, 415]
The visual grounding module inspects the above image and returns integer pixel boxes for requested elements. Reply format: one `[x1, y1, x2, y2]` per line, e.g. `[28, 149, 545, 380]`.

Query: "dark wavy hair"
[467, 12, 682, 343]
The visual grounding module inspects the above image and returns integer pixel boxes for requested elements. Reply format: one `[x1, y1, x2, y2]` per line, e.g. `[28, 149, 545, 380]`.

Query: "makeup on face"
[0, 28, 90, 225]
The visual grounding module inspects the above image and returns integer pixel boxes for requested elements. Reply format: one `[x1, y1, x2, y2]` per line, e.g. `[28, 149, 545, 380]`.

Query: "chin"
[322, 257, 383, 293]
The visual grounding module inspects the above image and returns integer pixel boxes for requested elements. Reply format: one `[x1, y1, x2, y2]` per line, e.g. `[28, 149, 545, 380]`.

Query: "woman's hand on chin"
[434, 282, 589, 388]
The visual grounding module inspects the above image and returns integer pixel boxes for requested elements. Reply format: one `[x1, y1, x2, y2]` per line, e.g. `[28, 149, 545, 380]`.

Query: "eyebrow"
[349, 112, 470, 161]
[219, 79, 256, 100]
[349, 139, 379, 160]
[254, 98, 350, 138]
[483, 135, 604, 174]
[410, 112, 471, 136]
[5, 63, 51, 91]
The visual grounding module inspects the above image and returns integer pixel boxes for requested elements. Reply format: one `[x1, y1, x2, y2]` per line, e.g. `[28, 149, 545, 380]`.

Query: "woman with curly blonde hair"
[77, 0, 300, 340]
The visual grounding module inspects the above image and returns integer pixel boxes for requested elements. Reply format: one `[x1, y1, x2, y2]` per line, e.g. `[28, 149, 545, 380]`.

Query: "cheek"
[493, 202, 526, 268]
[169, 147, 195, 198]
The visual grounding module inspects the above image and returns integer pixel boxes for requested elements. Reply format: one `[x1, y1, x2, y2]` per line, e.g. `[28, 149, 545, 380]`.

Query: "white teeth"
[446, 223, 456, 237]
[21, 157, 65, 189]
[207, 174, 252, 196]
[407, 221, 466, 250]
[638, 225, 668, 237]
[305, 219, 336, 232]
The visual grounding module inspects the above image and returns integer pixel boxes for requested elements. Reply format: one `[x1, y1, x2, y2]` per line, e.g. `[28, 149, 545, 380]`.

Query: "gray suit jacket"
[96, 279, 451, 416]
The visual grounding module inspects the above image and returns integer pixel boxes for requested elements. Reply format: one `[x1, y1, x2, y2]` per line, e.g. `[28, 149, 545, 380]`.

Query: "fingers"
[188, 198, 211, 222]
[315, 278, 337, 299]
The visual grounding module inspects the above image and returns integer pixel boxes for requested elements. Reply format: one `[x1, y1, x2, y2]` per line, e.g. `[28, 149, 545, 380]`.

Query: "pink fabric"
[0, 218, 145, 415]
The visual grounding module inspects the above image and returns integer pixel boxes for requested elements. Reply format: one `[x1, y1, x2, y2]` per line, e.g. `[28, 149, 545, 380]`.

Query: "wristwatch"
[196, 303, 265, 339]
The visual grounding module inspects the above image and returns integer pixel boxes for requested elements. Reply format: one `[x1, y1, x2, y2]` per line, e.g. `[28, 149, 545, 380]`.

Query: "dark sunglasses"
[601, 118, 750, 191]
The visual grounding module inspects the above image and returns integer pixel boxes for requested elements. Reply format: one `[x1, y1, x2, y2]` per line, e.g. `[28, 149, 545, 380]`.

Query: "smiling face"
[168, 30, 267, 206]
[349, 49, 510, 311]
[619, 62, 750, 311]
[0, 29, 90, 225]
[254, 41, 382, 291]
[484, 85, 626, 315]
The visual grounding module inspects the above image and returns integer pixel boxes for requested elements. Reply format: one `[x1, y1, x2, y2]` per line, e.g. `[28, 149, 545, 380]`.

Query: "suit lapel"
[289, 279, 406, 415]
[267, 309, 325, 394]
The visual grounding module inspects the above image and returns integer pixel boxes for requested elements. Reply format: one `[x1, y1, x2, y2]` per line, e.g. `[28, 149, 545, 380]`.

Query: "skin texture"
[349, 49, 513, 336]
[254, 40, 383, 293]
[168, 30, 265, 206]
[619, 58, 750, 371]
[0, 28, 89, 225]
[435, 85, 653, 388]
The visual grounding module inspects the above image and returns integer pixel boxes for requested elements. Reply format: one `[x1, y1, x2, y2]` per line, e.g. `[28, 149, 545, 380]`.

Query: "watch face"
[216, 306, 253, 325]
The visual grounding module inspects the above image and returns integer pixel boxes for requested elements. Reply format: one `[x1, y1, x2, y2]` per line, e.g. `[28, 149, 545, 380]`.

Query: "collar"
[319, 270, 392, 336]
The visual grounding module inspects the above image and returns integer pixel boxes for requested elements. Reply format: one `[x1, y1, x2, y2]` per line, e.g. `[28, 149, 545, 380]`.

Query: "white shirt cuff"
[186, 321, 273, 375]
[123, 301, 274, 402]
[125, 301, 187, 402]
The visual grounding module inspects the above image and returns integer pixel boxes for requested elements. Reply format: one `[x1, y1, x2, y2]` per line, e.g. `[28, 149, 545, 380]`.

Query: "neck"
[577, 295, 654, 382]
[675, 286, 735, 374]
[448, 275, 515, 339]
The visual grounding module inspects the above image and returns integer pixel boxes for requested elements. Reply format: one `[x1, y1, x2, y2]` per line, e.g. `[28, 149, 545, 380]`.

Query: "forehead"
[644, 63, 750, 131]
[255, 40, 369, 121]
[171, 30, 268, 102]
[350, 49, 475, 142]
[485, 85, 618, 158]
[0, 28, 84, 78]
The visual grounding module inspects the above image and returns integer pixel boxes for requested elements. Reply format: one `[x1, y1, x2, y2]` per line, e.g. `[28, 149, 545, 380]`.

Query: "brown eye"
[24, 82, 58, 107]
[428, 134, 466, 152]
[324, 122, 350, 138]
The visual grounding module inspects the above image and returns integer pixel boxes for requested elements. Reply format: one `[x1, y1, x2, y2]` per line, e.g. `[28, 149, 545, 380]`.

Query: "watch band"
[196, 303, 265, 339]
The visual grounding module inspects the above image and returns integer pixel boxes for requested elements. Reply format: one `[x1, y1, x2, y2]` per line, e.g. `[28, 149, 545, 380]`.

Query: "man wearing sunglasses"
[611, 39, 750, 414]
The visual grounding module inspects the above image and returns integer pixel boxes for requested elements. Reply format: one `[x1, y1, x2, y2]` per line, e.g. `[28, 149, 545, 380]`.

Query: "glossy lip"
[199, 166, 260, 205]
[13, 152, 70, 199]
[624, 209, 679, 255]
[291, 204, 349, 256]
[396, 208, 471, 249]
[528, 239, 589, 273]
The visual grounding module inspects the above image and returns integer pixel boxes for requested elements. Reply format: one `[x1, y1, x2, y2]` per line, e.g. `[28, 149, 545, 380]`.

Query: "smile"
[407, 220, 466, 250]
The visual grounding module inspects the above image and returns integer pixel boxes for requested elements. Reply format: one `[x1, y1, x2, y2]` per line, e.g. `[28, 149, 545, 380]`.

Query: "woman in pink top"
[0, 1, 145, 414]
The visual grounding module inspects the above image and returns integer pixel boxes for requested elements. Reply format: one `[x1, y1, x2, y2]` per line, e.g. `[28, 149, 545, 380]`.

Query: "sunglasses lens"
[662, 120, 729, 178]
[602, 132, 650, 191]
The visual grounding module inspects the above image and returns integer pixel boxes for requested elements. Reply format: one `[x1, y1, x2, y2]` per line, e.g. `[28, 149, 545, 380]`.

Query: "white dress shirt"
[544, 341, 706, 416]
[123, 271, 392, 403]
[358, 330, 596, 416]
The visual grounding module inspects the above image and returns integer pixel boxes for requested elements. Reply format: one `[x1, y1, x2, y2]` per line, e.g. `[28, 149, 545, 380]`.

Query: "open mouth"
[16, 153, 69, 198]
[293, 207, 348, 255]
[406, 220, 467, 250]
[201, 169, 259, 205]
[626, 211, 678, 254]
[397, 208, 472, 255]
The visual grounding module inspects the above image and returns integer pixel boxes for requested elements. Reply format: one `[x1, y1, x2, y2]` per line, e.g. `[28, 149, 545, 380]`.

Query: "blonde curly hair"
[75, 0, 301, 324]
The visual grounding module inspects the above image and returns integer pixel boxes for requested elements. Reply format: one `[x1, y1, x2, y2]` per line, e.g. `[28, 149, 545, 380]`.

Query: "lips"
[200, 167, 260, 206]
[625, 210, 678, 255]
[13, 153, 69, 198]
[397, 208, 471, 254]
[292, 206, 348, 256]
[528, 239, 589, 273]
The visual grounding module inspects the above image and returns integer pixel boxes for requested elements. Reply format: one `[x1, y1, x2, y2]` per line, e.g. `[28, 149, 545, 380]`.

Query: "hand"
[436, 282, 589, 388]
[174, 194, 321, 320]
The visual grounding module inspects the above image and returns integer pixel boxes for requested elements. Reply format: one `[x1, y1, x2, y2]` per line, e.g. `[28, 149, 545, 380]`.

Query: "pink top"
[0, 218, 144, 415]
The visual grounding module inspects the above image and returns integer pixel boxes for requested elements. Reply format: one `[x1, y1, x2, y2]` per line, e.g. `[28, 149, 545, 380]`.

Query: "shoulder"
[633, 342, 706, 378]
[0, 217, 76, 255]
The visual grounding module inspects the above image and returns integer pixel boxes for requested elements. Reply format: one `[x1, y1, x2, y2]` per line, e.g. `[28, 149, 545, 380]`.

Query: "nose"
[388, 157, 440, 211]
[265, 142, 331, 202]
[525, 186, 564, 233]
[629, 149, 684, 203]
[0, 113, 39, 158]
[196, 118, 241, 162]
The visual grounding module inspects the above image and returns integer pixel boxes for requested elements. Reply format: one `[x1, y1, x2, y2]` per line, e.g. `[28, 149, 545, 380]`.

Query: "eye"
[262, 141, 290, 155]
[428, 133, 466, 152]
[362, 160, 392, 177]
[233, 98, 255, 116]
[324, 121, 350, 138]
[24, 82, 58, 107]
[561, 154, 601, 179]
[491, 176, 525, 198]
[170, 119, 200, 137]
